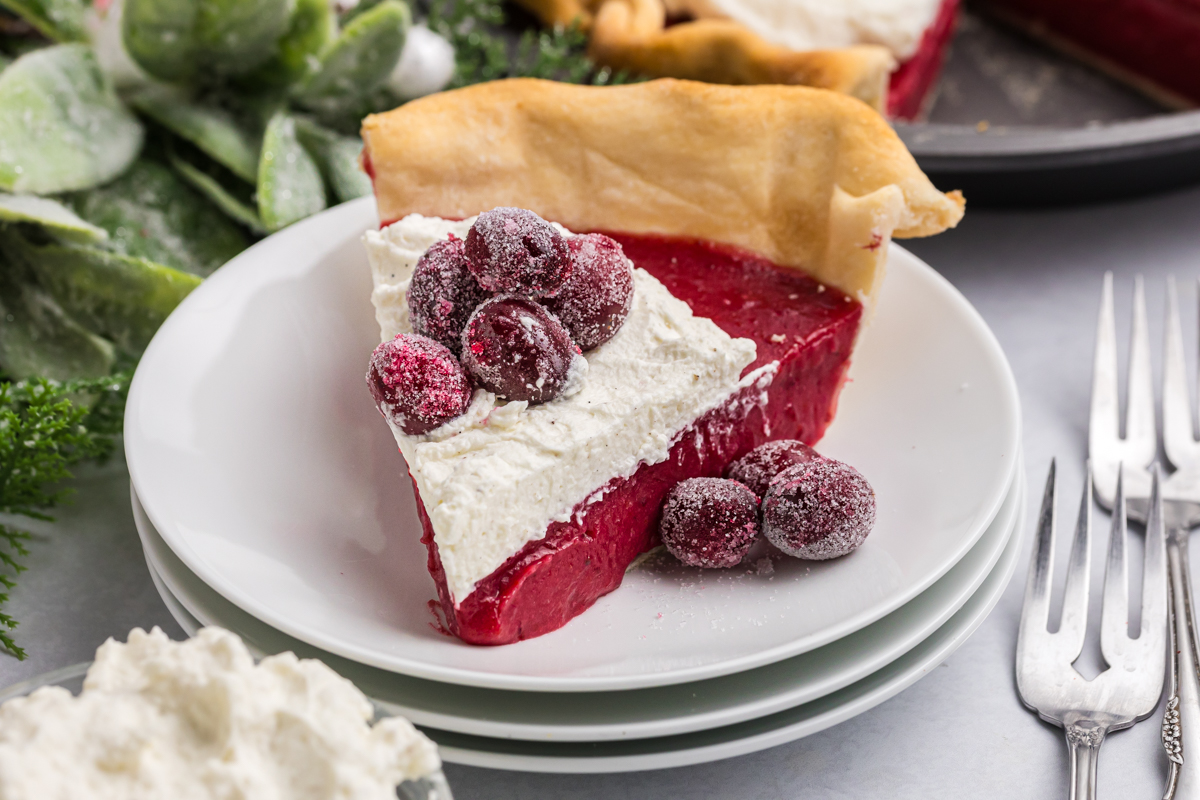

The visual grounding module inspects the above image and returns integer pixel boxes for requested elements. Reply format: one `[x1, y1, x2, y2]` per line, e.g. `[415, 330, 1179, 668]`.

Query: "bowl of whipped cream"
[0, 626, 452, 800]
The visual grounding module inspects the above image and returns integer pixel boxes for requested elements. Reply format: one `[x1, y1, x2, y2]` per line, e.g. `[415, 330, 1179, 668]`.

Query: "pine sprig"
[0, 373, 131, 659]
[0, 525, 30, 658]
[424, 0, 636, 88]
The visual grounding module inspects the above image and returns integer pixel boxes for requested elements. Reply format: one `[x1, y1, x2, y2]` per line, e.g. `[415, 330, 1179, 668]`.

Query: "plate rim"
[125, 196, 1023, 692]
[422, 481, 1027, 772]
[134, 459, 1021, 741]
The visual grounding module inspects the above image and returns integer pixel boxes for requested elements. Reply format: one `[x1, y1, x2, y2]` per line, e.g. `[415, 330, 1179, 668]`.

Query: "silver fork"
[1090, 275, 1200, 798]
[1017, 463, 1168, 800]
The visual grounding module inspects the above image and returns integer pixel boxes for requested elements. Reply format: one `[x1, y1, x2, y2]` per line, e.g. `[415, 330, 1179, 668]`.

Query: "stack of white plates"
[124, 198, 1024, 774]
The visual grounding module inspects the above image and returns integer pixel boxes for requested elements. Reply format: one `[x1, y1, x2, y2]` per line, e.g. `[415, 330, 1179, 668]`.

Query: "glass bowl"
[0, 663, 454, 800]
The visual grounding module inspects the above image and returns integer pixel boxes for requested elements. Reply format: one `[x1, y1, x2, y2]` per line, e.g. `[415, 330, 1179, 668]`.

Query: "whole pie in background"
[512, 0, 1200, 122]
[512, 0, 961, 119]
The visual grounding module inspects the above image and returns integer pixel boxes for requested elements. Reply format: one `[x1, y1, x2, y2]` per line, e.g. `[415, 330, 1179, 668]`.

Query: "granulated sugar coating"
[660, 478, 760, 569]
[465, 207, 571, 296]
[727, 439, 823, 498]
[762, 459, 876, 560]
[543, 233, 634, 350]
[460, 295, 579, 404]
[408, 235, 491, 355]
[367, 333, 473, 435]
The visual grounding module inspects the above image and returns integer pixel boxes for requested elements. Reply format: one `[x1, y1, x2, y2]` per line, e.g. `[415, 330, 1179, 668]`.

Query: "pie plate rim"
[424, 485, 1024, 772]
[124, 196, 1021, 692]
[136, 456, 1021, 743]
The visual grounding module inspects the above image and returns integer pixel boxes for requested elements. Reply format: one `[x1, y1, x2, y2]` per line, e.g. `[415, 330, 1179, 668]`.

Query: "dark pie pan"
[892, 9, 1200, 206]
[896, 113, 1200, 207]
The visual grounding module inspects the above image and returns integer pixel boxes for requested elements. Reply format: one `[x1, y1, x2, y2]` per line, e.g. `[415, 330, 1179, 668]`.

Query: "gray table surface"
[4, 184, 1200, 798]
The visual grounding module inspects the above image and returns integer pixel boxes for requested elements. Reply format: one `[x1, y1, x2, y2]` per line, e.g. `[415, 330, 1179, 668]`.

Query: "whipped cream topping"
[0, 627, 440, 800]
[364, 215, 760, 603]
[664, 0, 942, 60]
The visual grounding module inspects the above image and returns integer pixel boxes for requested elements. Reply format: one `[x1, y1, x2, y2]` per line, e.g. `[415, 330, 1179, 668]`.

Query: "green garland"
[0, 373, 128, 658]
[425, 0, 633, 87]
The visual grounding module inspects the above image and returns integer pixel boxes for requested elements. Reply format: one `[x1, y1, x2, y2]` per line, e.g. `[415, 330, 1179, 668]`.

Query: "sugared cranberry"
[367, 333, 473, 435]
[408, 236, 491, 355]
[465, 207, 571, 296]
[660, 478, 760, 569]
[762, 459, 876, 560]
[727, 440, 823, 498]
[460, 296, 580, 404]
[543, 234, 634, 350]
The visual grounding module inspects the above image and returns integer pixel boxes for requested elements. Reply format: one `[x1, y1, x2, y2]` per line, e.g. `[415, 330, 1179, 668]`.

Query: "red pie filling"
[982, 0, 1200, 106]
[409, 233, 862, 646]
[887, 0, 961, 120]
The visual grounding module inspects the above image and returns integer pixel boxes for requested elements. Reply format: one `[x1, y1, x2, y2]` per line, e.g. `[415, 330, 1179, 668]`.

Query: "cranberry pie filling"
[365, 214, 861, 645]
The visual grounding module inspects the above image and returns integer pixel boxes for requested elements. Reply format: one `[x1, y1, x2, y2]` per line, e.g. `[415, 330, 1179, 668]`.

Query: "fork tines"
[1090, 273, 1155, 510]
[1016, 461, 1167, 796]
[1162, 276, 1200, 475]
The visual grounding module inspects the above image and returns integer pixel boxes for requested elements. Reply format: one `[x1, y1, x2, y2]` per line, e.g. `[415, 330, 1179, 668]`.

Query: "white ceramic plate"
[125, 197, 1021, 692]
[142, 479, 1024, 772]
[424, 508, 1024, 773]
[135, 459, 1023, 742]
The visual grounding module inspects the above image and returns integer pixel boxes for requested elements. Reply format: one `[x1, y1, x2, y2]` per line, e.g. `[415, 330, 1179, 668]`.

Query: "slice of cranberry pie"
[360, 78, 964, 646]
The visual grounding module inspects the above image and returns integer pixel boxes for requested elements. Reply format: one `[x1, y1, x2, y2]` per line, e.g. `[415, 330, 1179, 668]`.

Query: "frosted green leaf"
[258, 113, 325, 232]
[294, 117, 371, 203]
[0, 54, 9, 73]
[340, 0, 386, 23]
[293, 0, 408, 114]
[0, 259, 115, 381]
[2, 229, 200, 352]
[88, 0, 153, 90]
[0, 45, 143, 195]
[0, 193, 107, 242]
[127, 86, 259, 182]
[62, 158, 248, 277]
[241, 0, 336, 89]
[122, 0, 293, 83]
[0, 0, 88, 42]
[168, 152, 266, 234]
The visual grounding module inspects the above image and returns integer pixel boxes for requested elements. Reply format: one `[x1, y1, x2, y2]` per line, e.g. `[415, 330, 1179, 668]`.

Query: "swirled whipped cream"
[0, 627, 439, 800]
[663, 0, 942, 60]
[364, 214, 760, 603]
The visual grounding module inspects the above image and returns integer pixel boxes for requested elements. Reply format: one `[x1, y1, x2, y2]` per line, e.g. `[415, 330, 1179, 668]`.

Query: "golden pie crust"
[514, 0, 895, 111]
[361, 78, 964, 316]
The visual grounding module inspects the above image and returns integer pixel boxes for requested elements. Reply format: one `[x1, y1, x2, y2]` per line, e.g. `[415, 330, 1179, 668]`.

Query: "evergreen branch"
[424, 0, 638, 88]
[0, 373, 130, 659]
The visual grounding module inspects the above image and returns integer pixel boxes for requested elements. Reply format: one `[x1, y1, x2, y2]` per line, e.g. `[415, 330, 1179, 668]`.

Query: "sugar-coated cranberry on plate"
[762, 459, 876, 560]
[727, 440, 822, 498]
[367, 333, 473, 435]
[408, 235, 491, 356]
[660, 477, 760, 569]
[465, 207, 571, 296]
[461, 296, 580, 404]
[543, 233, 634, 350]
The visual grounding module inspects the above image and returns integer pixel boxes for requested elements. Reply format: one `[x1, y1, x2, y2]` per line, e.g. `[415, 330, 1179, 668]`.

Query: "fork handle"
[1066, 723, 1106, 800]
[1163, 530, 1200, 800]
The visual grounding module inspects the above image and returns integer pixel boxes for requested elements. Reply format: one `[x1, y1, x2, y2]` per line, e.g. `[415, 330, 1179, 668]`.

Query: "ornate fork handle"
[1066, 721, 1108, 800]
[1163, 528, 1200, 800]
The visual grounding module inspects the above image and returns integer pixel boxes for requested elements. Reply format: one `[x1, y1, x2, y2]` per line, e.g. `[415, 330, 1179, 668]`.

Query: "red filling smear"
[407, 233, 862, 645]
[887, 0, 960, 120]
[982, 0, 1200, 105]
